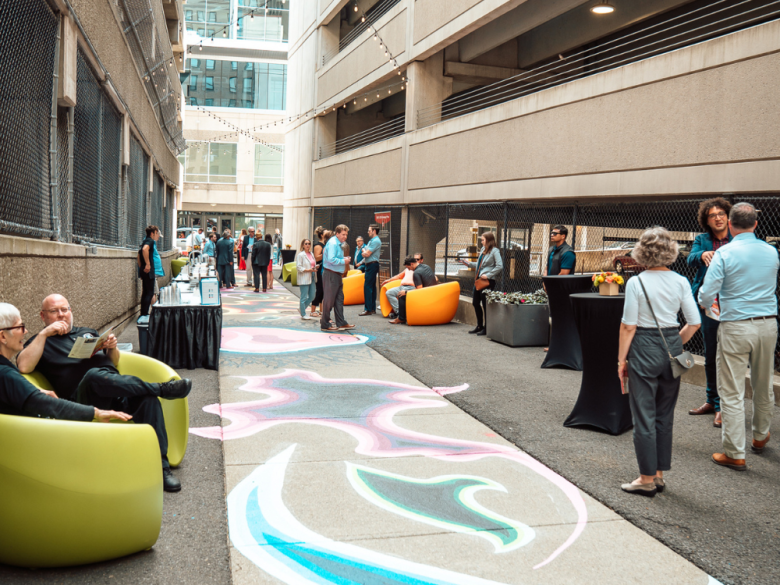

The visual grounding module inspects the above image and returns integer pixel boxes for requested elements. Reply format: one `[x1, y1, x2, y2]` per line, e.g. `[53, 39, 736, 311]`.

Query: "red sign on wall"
[374, 212, 391, 226]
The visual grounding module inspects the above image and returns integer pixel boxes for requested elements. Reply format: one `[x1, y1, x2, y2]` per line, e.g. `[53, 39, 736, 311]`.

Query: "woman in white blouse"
[296, 239, 318, 320]
[618, 227, 701, 497]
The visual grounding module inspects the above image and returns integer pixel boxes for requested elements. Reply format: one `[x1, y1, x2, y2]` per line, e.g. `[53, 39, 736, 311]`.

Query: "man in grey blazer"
[252, 236, 273, 292]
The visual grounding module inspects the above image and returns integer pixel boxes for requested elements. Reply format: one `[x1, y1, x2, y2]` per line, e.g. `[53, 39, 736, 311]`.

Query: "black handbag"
[637, 277, 694, 379]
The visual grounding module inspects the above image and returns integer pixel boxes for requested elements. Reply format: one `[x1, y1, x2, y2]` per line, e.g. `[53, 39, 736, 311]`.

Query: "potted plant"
[592, 272, 624, 296]
[485, 289, 549, 347]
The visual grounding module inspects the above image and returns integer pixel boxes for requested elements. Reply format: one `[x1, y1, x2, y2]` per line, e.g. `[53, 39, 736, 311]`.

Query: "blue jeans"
[700, 307, 721, 411]
[299, 281, 316, 317]
[364, 261, 380, 312]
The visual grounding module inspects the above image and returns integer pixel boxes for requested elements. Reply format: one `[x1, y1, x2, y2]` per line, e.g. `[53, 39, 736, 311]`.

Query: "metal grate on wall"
[126, 134, 148, 248]
[150, 171, 166, 250]
[72, 48, 122, 246]
[0, 0, 58, 238]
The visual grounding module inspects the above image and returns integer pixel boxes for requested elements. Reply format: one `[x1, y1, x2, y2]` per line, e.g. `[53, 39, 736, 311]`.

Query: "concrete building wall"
[70, 0, 181, 183]
[0, 235, 174, 337]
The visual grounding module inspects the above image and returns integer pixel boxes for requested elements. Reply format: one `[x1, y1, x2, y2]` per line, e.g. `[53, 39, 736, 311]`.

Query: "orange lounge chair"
[406, 281, 461, 326]
[380, 280, 403, 317]
[343, 271, 365, 306]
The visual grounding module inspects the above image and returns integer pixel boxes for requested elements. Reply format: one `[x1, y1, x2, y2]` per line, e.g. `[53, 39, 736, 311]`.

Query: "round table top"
[570, 292, 625, 300]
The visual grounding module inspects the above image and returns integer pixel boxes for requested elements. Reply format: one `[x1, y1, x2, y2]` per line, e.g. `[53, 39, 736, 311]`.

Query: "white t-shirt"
[621, 270, 701, 328]
[400, 268, 415, 286]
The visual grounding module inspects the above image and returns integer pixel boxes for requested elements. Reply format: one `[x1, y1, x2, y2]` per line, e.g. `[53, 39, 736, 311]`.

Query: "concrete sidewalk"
[202, 274, 720, 584]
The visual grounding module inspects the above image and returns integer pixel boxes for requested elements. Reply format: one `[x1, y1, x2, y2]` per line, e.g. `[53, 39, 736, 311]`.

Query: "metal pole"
[49, 16, 62, 240]
[65, 106, 75, 243]
[500, 201, 508, 292]
[571, 203, 579, 273]
[443, 204, 449, 283]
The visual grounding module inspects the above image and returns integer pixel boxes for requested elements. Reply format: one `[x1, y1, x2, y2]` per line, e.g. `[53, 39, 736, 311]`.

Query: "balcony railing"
[417, 0, 780, 129]
[319, 116, 405, 159]
[322, 0, 402, 66]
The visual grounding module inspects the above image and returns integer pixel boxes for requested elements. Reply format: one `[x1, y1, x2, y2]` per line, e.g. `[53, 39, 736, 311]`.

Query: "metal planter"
[486, 302, 550, 347]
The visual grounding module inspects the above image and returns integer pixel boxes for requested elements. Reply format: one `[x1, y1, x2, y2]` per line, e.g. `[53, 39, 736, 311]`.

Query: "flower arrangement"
[592, 272, 624, 286]
[485, 289, 547, 305]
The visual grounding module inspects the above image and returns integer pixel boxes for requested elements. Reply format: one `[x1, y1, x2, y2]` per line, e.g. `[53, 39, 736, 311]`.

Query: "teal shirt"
[363, 235, 381, 264]
[152, 244, 164, 277]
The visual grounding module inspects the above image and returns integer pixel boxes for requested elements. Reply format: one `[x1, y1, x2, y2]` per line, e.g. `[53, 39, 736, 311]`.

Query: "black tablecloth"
[541, 275, 593, 370]
[148, 305, 222, 371]
[280, 249, 296, 265]
[564, 293, 632, 435]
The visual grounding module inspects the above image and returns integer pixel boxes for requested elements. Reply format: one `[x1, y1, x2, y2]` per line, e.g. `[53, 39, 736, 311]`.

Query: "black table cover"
[541, 275, 593, 370]
[564, 293, 632, 435]
[148, 305, 222, 371]
[280, 249, 296, 265]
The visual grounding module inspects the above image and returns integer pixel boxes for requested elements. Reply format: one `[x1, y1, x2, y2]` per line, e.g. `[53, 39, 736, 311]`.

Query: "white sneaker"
[302, 315, 311, 320]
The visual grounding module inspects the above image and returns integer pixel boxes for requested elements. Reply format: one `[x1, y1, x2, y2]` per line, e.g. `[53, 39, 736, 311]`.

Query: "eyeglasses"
[708, 212, 727, 220]
[304, 242, 311, 246]
[551, 232, 561, 236]
[43, 307, 71, 315]
[0, 323, 26, 332]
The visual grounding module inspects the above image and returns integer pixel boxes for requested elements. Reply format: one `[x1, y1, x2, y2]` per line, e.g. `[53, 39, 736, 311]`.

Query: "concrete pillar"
[320, 15, 340, 68]
[58, 15, 77, 107]
[315, 111, 337, 159]
[405, 50, 453, 132]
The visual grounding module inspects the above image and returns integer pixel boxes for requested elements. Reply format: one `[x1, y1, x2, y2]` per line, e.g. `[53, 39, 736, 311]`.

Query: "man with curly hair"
[687, 197, 732, 428]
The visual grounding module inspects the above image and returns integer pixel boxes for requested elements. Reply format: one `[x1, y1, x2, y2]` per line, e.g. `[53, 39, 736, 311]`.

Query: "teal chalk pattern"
[347, 463, 535, 553]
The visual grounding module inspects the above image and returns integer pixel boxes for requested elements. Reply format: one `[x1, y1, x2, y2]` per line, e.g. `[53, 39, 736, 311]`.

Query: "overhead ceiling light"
[210, 203, 217, 206]
[590, 2, 615, 14]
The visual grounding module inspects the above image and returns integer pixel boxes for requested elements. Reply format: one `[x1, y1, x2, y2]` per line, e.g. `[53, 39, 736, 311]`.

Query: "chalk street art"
[192, 370, 587, 569]
[229, 445, 512, 585]
[221, 328, 368, 354]
[346, 463, 535, 553]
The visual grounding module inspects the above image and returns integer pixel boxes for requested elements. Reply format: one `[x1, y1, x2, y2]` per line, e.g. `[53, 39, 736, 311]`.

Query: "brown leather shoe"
[338, 324, 356, 330]
[358, 311, 376, 316]
[689, 403, 716, 415]
[752, 432, 770, 454]
[713, 412, 722, 428]
[389, 318, 403, 324]
[712, 453, 746, 471]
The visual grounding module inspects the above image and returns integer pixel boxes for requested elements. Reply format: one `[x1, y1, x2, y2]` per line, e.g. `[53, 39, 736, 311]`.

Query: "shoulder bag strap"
[636, 276, 675, 361]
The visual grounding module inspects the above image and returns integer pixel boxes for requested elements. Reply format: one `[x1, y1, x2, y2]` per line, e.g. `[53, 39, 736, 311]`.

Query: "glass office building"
[187, 59, 286, 110]
[185, 0, 290, 43]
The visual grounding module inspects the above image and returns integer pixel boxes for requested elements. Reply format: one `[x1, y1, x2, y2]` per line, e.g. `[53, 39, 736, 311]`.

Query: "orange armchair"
[405, 281, 461, 326]
[380, 280, 403, 317]
[343, 272, 365, 306]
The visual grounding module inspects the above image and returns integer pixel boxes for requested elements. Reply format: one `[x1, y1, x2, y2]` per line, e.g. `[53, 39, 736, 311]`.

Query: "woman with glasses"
[0, 303, 130, 422]
[618, 227, 701, 497]
[686, 198, 733, 428]
[296, 239, 318, 320]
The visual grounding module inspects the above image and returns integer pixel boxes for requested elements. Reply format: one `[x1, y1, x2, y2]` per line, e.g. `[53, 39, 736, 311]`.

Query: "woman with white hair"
[617, 227, 701, 497]
[0, 303, 130, 422]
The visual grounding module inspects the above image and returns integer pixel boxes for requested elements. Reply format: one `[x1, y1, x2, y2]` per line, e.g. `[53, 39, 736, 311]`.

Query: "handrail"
[322, 0, 402, 66]
[418, 0, 780, 128]
[319, 117, 405, 159]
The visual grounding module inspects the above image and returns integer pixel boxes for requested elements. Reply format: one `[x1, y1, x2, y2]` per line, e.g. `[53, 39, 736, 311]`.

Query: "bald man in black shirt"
[17, 295, 193, 492]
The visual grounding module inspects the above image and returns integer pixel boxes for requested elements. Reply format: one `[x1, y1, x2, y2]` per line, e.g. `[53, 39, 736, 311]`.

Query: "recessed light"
[590, 2, 615, 14]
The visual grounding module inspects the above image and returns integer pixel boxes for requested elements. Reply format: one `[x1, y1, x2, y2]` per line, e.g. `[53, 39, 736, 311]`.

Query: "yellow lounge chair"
[379, 280, 403, 317]
[22, 352, 188, 468]
[282, 262, 296, 283]
[406, 281, 461, 325]
[0, 413, 162, 567]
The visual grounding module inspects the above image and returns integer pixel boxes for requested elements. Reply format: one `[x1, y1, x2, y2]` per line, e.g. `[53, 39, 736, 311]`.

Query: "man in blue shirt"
[354, 236, 365, 272]
[321, 225, 355, 332]
[359, 225, 382, 316]
[687, 197, 732, 427]
[698, 203, 779, 471]
[544, 225, 576, 276]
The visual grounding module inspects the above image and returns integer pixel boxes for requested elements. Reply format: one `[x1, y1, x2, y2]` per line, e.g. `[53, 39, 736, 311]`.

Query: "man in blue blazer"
[687, 197, 732, 428]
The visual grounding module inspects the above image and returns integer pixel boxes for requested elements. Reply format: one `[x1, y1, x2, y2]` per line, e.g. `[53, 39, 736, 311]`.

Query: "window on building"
[205, 98, 214, 106]
[181, 142, 238, 184]
[185, 58, 287, 111]
[206, 59, 215, 70]
[185, 0, 230, 39]
[254, 144, 284, 186]
[237, 0, 290, 42]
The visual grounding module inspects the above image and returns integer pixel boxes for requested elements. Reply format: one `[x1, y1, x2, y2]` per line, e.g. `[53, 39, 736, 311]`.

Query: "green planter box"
[486, 302, 549, 347]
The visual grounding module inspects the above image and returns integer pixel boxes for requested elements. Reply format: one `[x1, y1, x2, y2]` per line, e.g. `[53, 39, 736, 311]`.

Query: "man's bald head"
[41, 294, 73, 331]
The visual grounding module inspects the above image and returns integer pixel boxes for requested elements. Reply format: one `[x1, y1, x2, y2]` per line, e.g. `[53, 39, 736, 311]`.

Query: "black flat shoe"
[476, 329, 487, 336]
[468, 327, 483, 334]
[159, 378, 193, 400]
[163, 468, 181, 492]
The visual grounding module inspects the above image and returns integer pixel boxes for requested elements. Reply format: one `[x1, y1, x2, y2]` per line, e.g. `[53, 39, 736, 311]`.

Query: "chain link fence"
[313, 206, 403, 280]
[72, 48, 122, 246]
[0, 0, 58, 239]
[126, 134, 148, 248]
[406, 196, 780, 365]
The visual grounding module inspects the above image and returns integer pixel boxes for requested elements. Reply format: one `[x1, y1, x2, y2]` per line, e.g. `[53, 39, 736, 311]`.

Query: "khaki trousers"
[245, 250, 253, 285]
[717, 318, 777, 459]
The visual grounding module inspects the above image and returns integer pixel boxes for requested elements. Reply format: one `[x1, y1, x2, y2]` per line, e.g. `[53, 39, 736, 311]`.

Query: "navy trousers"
[700, 308, 721, 411]
[364, 261, 379, 312]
